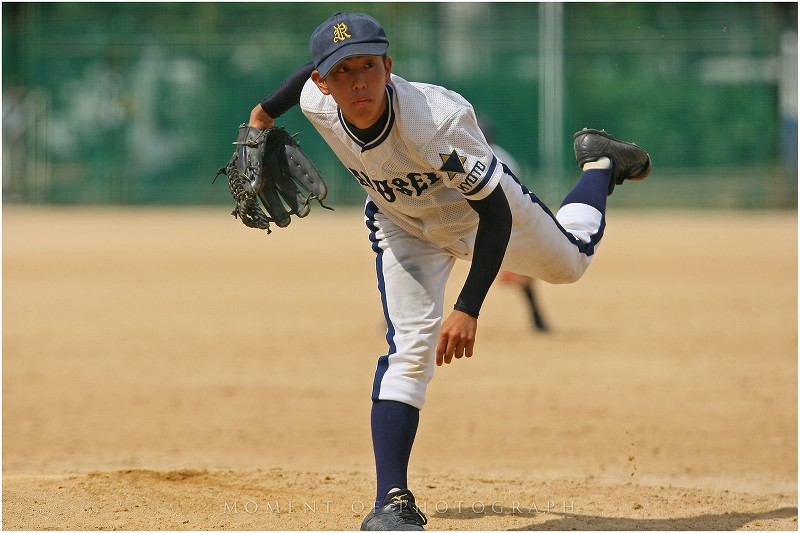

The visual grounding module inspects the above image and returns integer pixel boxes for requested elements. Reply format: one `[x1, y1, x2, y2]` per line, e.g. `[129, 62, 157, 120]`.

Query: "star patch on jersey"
[439, 150, 467, 180]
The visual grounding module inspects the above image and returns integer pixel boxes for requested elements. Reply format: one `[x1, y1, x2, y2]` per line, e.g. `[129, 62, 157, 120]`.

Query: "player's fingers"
[435, 334, 447, 366]
[439, 335, 474, 364]
[444, 339, 456, 364]
[464, 338, 474, 358]
[453, 330, 474, 360]
[441, 335, 460, 365]
[453, 338, 465, 359]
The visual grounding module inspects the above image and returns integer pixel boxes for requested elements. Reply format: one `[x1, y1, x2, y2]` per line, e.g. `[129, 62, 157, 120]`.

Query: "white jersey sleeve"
[413, 93, 502, 202]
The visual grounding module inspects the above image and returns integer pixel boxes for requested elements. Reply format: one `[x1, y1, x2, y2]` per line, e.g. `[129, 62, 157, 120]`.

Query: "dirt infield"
[2, 206, 797, 530]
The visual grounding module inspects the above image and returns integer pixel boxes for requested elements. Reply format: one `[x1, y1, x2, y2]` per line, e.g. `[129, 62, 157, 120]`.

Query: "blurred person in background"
[479, 117, 550, 332]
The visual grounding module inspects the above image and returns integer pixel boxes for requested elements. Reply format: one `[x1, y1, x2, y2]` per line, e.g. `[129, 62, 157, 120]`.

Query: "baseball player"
[246, 13, 650, 530]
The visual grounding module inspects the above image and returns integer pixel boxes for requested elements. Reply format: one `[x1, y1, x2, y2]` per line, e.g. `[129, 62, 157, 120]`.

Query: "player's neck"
[343, 91, 390, 144]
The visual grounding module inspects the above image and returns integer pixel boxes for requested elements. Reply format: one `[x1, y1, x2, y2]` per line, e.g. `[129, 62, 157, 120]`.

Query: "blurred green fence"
[3, 2, 797, 209]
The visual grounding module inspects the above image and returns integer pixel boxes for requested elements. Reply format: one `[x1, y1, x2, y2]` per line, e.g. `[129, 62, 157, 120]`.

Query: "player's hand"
[249, 103, 275, 130]
[436, 309, 477, 366]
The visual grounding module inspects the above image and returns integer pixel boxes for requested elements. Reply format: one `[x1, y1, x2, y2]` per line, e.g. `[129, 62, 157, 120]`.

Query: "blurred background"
[3, 2, 797, 209]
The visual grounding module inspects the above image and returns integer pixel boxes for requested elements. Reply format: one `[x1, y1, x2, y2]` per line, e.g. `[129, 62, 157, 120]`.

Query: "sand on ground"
[2, 206, 797, 530]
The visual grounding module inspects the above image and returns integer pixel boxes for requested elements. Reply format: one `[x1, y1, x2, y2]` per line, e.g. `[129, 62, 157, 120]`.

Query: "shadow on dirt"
[431, 505, 797, 530]
[508, 506, 798, 530]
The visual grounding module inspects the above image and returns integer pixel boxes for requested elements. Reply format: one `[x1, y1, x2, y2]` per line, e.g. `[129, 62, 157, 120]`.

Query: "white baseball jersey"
[299, 74, 503, 251]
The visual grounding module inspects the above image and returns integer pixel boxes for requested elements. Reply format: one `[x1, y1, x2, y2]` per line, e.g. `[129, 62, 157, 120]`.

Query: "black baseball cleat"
[360, 489, 428, 531]
[573, 128, 652, 195]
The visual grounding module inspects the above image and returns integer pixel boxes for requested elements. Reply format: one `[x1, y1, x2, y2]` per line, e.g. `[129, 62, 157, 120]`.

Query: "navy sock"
[560, 167, 613, 213]
[371, 400, 420, 506]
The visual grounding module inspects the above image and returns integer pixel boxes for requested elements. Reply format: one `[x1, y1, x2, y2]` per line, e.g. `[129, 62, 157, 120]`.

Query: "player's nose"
[352, 75, 367, 90]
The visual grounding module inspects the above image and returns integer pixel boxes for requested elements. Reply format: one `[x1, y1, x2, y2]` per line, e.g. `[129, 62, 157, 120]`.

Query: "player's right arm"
[436, 185, 512, 366]
[249, 62, 315, 129]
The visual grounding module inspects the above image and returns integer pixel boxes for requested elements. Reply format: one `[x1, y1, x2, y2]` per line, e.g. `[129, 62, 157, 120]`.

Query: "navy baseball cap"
[310, 13, 389, 78]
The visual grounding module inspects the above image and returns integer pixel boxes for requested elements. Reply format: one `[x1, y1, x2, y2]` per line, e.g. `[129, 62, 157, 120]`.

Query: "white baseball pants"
[365, 171, 604, 409]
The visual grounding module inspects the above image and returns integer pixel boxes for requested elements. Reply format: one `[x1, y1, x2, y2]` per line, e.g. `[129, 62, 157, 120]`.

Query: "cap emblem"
[333, 22, 351, 43]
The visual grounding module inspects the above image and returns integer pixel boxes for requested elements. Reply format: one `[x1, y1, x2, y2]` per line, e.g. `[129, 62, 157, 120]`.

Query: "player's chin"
[343, 103, 379, 123]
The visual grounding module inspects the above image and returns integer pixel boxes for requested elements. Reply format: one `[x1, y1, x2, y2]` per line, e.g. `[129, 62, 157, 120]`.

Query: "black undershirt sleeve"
[259, 62, 315, 119]
[454, 186, 513, 318]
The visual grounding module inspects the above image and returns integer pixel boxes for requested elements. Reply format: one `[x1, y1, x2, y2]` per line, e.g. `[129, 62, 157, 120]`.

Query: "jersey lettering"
[348, 167, 376, 191]
[457, 161, 487, 194]
[392, 177, 414, 197]
[373, 180, 396, 202]
[348, 168, 441, 203]
[407, 172, 440, 195]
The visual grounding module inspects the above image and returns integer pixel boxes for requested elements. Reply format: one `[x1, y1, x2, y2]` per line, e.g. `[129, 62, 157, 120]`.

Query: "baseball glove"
[215, 124, 331, 233]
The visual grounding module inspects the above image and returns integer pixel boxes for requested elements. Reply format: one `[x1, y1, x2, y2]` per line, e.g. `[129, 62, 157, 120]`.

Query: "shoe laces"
[390, 498, 428, 526]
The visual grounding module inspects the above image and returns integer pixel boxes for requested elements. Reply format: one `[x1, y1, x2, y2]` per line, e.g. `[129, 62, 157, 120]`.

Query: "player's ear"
[311, 70, 331, 95]
[384, 56, 393, 82]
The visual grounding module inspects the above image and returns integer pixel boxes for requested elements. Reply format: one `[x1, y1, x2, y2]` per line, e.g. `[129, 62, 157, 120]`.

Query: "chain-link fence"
[3, 2, 797, 208]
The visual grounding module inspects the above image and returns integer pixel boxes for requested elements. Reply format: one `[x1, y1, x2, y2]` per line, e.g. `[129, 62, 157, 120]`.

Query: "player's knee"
[556, 270, 583, 284]
[546, 261, 588, 284]
[374, 363, 433, 410]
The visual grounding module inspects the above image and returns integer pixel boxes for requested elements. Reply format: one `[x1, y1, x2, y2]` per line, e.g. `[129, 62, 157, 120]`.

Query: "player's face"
[313, 55, 392, 129]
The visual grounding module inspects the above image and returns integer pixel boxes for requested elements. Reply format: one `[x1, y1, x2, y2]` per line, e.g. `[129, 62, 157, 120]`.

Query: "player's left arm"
[436, 186, 512, 365]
